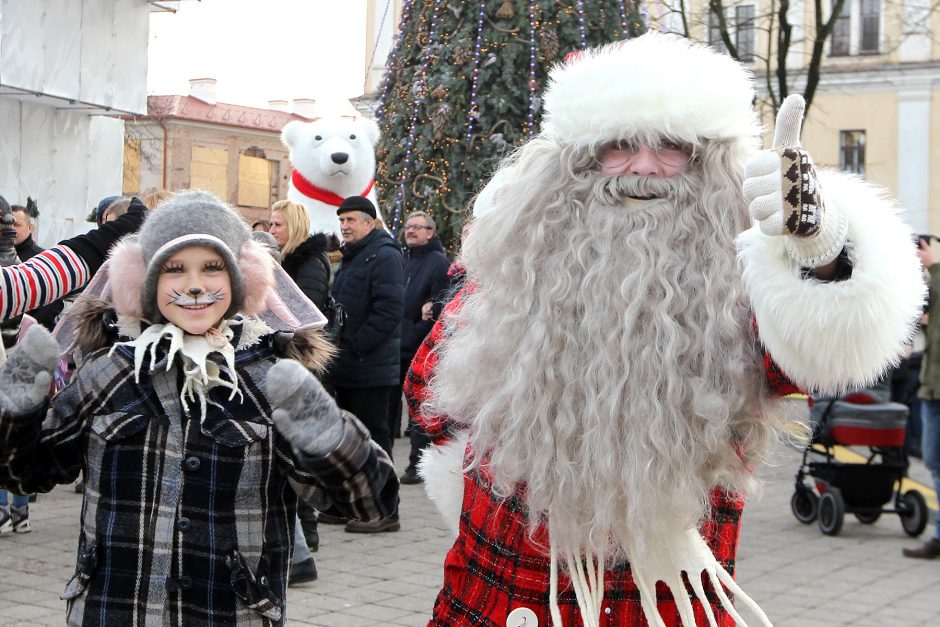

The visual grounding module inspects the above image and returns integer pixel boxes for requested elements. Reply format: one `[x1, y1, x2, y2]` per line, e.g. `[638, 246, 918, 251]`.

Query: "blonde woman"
[269, 200, 331, 313]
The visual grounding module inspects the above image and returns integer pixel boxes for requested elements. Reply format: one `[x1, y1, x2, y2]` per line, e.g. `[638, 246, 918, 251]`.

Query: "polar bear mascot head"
[282, 115, 383, 240]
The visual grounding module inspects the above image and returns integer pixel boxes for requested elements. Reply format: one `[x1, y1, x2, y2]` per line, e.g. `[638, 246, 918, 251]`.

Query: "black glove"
[60, 197, 148, 274]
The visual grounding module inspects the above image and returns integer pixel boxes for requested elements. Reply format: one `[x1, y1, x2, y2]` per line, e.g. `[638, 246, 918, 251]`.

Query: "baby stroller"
[790, 386, 929, 537]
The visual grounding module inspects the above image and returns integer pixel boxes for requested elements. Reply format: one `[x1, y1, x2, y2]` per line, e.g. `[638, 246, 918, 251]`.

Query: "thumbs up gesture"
[743, 95, 847, 268]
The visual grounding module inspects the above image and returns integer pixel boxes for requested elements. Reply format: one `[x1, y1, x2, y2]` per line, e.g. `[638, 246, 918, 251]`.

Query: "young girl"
[0, 191, 397, 625]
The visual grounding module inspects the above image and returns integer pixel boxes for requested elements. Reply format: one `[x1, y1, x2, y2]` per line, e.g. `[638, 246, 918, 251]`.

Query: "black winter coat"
[281, 233, 331, 313]
[401, 238, 450, 361]
[329, 229, 404, 388]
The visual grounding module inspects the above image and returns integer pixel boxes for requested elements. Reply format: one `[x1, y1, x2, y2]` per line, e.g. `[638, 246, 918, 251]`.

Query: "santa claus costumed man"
[404, 33, 925, 627]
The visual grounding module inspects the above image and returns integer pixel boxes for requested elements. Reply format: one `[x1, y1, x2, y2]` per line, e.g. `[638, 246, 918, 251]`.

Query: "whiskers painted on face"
[167, 289, 227, 306]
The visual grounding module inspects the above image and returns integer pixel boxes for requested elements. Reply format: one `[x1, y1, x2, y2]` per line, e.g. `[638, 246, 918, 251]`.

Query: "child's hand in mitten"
[266, 359, 344, 456]
[0, 325, 58, 415]
[743, 94, 847, 268]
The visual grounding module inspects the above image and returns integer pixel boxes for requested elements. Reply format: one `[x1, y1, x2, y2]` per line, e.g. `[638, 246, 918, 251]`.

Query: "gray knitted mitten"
[0, 325, 58, 415]
[266, 359, 344, 457]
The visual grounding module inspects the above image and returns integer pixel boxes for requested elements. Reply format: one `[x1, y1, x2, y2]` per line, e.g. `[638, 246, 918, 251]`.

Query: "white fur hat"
[541, 32, 761, 150]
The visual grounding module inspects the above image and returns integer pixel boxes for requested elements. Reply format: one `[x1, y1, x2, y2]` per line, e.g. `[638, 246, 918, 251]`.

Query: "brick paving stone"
[1, 437, 938, 625]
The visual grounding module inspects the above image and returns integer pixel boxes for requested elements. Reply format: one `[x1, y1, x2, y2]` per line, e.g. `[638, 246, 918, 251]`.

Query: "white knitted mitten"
[0, 325, 58, 415]
[743, 95, 848, 268]
[265, 359, 344, 456]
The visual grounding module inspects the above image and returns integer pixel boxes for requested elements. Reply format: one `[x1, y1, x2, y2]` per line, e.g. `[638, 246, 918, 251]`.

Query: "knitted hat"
[336, 195, 376, 219]
[108, 191, 274, 322]
[541, 32, 761, 163]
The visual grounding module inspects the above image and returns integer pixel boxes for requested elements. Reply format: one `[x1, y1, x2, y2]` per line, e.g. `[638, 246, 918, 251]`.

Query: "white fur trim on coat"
[418, 431, 469, 536]
[542, 32, 760, 154]
[738, 169, 925, 395]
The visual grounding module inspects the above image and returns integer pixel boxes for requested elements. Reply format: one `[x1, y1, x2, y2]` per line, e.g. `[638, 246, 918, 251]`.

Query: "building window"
[123, 139, 141, 196]
[859, 0, 880, 53]
[190, 145, 229, 201]
[735, 5, 755, 61]
[831, 0, 850, 56]
[839, 130, 865, 177]
[708, 8, 727, 54]
[237, 153, 272, 208]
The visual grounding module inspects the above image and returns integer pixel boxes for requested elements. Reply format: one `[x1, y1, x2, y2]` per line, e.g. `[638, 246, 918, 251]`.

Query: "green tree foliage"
[376, 0, 645, 251]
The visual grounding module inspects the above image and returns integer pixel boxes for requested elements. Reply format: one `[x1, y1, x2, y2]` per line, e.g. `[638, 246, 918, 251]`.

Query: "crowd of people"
[0, 180, 458, 612]
[0, 33, 933, 627]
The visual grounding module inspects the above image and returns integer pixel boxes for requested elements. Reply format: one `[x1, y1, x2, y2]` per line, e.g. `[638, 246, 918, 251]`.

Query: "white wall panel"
[0, 98, 21, 204]
[79, 0, 116, 108]
[0, 0, 43, 92]
[87, 115, 125, 222]
[42, 0, 83, 99]
[17, 103, 54, 242]
[112, 0, 149, 113]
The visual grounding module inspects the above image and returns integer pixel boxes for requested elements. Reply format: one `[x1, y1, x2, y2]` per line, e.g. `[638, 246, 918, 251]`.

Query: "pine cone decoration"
[539, 28, 560, 61]
[431, 86, 447, 100]
[453, 44, 473, 66]
[431, 103, 453, 141]
[495, 0, 516, 20]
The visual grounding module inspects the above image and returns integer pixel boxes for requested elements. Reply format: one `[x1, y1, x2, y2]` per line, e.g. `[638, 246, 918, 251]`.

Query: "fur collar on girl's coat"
[68, 298, 335, 375]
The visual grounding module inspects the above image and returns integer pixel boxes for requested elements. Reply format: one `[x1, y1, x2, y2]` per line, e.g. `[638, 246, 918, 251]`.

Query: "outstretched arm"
[0, 199, 147, 321]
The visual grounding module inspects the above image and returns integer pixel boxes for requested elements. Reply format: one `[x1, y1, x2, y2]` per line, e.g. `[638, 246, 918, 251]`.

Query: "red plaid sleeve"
[404, 286, 470, 443]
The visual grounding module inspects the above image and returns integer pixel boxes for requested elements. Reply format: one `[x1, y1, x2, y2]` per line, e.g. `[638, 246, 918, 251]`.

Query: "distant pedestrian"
[329, 195, 403, 534]
[904, 239, 940, 559]
[397, 211, 450, 485]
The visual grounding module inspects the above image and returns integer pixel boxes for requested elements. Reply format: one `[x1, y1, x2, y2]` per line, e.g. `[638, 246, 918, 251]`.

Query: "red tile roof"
[141, 95, 310, 131]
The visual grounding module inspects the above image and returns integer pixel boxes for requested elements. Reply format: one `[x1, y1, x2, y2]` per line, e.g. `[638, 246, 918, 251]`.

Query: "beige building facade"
[647, 0, 939, 232]
[122, 84, 310, 225]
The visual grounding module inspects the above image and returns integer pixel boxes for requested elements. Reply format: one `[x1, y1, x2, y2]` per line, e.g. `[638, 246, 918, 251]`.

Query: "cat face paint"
[156, 245, 233, 335]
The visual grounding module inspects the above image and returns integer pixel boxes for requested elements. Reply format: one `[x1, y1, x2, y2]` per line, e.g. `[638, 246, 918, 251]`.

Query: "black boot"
[288, 557, 318, 586]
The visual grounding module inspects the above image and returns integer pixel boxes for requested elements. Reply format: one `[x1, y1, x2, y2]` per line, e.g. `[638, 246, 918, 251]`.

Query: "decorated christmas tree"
[375, 0, 645, 250]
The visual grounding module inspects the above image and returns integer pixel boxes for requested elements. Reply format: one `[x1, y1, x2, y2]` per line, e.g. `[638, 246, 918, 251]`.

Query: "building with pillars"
[647, 1, 939, 232]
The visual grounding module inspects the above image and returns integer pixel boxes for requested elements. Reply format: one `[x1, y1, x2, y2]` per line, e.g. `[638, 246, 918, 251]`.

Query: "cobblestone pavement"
[1, 437, 937, 626]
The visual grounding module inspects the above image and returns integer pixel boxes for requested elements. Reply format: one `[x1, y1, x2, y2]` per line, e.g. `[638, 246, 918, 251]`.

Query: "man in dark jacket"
[329, 196, 404, 533]
[397, 212, 450, 484]
[10, 205, 63, 330]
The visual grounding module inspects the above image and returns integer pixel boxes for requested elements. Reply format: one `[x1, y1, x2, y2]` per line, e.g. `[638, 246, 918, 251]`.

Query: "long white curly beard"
[430, 164, 772, 564]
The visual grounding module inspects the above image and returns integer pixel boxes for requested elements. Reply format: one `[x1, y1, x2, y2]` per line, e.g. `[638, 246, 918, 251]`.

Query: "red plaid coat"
[404, 287, 799, 626]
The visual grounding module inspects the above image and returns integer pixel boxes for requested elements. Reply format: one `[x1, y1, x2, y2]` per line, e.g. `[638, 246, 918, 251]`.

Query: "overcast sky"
[148, 0, 369, 108]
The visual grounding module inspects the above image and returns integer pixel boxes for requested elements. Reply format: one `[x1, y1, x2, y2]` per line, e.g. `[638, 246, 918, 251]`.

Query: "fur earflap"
[107, 238, 147, 319]
[238, 239, 275, 316]
[70, 298, 116, 354]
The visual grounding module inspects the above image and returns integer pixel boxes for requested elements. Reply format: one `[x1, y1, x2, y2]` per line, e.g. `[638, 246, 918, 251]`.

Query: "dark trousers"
[387, 358, 411, 439]
[334, 386, 393, 458]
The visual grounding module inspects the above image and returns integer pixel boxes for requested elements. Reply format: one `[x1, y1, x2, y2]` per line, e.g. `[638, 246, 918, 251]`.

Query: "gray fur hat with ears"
[107, 190, 274, 323]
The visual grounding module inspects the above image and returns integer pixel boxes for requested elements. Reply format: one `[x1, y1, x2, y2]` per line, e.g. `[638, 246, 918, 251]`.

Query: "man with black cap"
[329, 195, 404, 533]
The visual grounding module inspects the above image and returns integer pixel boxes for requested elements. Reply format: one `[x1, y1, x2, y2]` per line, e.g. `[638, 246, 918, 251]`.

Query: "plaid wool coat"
[404, 288, 799, 627]
[0, 316, 397, 626]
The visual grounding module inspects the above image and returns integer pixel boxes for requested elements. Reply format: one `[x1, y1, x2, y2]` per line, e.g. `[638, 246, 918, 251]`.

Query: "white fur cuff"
[783, 204, 849, 268]
[418, 431, 469, 535]
[738, 170, 925, 394]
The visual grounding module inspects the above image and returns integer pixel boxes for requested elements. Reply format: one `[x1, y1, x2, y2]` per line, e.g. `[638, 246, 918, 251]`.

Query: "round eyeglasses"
[594, 139, 695, 170]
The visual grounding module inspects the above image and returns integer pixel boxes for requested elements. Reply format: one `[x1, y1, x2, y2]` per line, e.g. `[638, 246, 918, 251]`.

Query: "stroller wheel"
[899, 490, 928, 537]
[854, 511, 881, 525]
[818, 488, 845, 536]
[791, 487, 818, 524]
